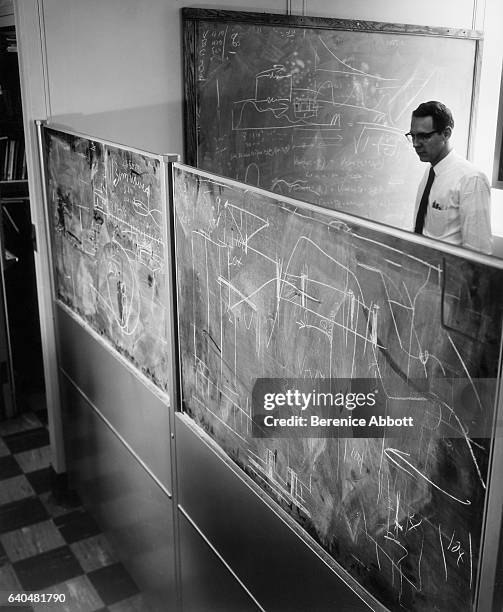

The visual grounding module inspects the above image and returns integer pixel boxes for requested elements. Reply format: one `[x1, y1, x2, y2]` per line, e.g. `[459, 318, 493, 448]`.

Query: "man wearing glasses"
[406, 100, 492, 254]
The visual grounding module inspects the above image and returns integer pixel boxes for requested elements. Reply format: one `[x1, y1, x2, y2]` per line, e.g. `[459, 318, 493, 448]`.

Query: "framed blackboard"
[173, 162, 503, 611]
[183, 9, 481, 230]
[40, 125, 174, 391]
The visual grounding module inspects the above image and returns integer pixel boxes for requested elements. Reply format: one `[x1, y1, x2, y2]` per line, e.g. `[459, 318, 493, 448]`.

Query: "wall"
[474, 0, 503, 234]
[306, 0, 481, 27]
[41, 0, 288, 154]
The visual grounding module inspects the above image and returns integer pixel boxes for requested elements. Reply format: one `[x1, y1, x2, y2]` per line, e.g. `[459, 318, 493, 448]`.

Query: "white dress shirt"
[413, 150, 492, 254]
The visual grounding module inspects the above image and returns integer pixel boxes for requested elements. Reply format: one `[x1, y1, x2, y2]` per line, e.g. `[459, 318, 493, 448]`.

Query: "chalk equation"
[174, 164, 502, 611]
[44, 128, 169, 389]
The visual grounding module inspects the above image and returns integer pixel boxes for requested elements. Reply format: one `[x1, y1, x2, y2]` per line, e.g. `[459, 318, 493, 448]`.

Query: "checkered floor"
[0, 409, 148, 611]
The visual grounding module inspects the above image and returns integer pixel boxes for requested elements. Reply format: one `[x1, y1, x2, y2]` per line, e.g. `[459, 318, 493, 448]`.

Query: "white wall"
[474, 0, 503, 234]
[41, 0, 289, 154]
[306, 0, 480, 28]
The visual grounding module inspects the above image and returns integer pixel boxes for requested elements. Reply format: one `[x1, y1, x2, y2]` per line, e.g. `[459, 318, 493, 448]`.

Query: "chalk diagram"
[47, 132, 169, 388]
[231, 33, 441, 136]
[175, 166, 498, 610]
[197, 25, 475, 229]
[232, 46, 405, 137]
[226, 36, 440, 219]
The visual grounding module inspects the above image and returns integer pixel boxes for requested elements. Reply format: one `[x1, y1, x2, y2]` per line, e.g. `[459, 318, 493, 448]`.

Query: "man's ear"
[443, 126, 453, 140]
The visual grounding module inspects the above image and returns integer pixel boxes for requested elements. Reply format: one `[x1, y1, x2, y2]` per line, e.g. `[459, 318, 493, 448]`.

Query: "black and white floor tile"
[0, 409, 149, 611]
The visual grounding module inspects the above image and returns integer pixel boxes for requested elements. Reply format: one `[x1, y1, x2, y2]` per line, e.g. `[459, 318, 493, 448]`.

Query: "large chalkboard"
[173, 163, 503, 611]
[42, 126, 170, 390]
[183, 9, 481, 229]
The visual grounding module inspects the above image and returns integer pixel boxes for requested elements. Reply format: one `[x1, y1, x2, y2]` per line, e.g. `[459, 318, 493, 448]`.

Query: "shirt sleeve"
[458, 173, 493, 255]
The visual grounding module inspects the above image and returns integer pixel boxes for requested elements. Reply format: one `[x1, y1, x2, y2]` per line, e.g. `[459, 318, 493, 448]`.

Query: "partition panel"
[62, 377, 176, 609]
[178, 504, 263, 612]
[172, 162, 503, 612]
[57, 303, 172, 491]
[176, 413, 373, 612]
[38, 123, 178, 610]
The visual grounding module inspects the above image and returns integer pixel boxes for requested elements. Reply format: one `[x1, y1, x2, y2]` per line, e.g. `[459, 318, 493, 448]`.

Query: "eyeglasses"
[405, 130, 439, 144]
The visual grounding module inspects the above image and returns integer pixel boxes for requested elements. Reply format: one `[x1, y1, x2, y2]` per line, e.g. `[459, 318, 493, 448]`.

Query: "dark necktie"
[414, 166, 435, 234]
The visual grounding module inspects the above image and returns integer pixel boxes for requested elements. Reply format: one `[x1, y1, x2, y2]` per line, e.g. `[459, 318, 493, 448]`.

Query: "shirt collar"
[431, 149, 458, 176]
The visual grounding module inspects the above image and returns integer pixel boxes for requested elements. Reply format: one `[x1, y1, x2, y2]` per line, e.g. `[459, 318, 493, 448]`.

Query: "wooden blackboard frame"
[182, 7, 483, 174]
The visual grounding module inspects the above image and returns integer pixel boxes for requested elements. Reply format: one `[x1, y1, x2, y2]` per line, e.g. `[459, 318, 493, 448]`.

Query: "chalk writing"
[174, 165, 502, 611]
[190, 19, 477, 229]
[44, 128, 169, 389]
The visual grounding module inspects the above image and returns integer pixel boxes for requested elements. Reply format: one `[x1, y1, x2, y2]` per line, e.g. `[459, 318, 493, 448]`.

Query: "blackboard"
[173, 163, 503, 611]
[42, 126, 170, 390]
[183, 9, 481, 229]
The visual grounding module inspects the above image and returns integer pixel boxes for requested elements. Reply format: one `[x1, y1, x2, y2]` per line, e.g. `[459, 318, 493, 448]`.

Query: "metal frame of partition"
[170, 161, 503, 612]
[35, 119, 65, 471]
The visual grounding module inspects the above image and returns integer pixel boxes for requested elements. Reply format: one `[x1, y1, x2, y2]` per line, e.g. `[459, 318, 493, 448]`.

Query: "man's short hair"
[412, 101, 454, 132]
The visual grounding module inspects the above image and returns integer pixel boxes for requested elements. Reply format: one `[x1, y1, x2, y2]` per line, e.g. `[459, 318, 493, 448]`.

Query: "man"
[407, 101, 492, 254]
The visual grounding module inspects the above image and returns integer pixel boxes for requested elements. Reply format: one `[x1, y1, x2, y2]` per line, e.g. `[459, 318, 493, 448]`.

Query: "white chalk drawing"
[45, 130, 169, 389]
[195, 23, 476, 229]
[175, 166, 499, 611]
